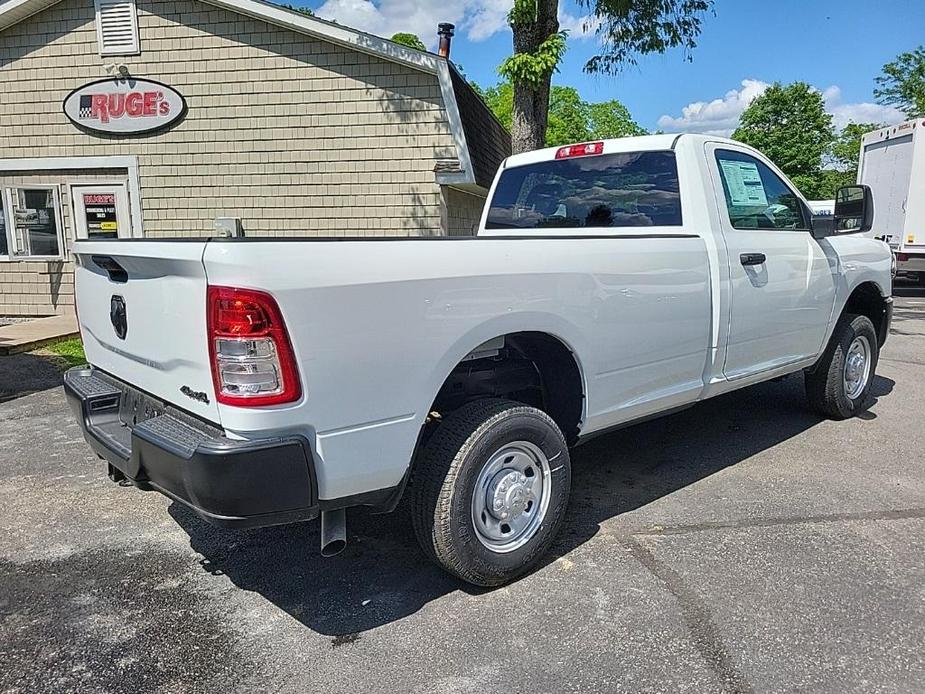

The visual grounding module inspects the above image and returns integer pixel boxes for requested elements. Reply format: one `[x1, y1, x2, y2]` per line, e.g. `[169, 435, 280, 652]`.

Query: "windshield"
[486, 151, 682, 230]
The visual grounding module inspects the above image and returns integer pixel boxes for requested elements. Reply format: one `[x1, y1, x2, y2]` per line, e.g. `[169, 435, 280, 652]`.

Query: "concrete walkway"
[0, 314, 78, 355]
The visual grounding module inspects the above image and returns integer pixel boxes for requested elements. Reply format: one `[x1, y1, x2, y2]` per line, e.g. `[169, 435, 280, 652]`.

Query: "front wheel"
[805, 313, 879, 419]
[411, 399, 571, 587]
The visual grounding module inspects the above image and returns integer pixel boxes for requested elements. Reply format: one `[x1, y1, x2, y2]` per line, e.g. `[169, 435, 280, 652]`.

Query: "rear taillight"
[555, 141, 604, 159]
[207, 286, 301, 407]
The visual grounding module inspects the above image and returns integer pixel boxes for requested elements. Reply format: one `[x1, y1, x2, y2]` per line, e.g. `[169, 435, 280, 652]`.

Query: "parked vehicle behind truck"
[859, 119, 925, 282]
[66, 134, 893, 586]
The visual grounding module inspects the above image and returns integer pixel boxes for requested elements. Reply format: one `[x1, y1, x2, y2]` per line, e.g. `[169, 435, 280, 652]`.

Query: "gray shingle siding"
[449, 67, 511, 189]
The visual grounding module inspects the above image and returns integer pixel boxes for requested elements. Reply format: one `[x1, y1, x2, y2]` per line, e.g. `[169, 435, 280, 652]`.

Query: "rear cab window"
[486, 151, 682, 230]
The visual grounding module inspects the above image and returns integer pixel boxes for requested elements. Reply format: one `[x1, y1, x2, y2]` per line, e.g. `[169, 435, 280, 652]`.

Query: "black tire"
[805, 313, 879, 419]
[917, 273, 925, 287]
[410, 398, 571, 587]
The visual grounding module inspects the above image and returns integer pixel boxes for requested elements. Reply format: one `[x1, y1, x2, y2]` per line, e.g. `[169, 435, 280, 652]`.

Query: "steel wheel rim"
[844, 335, 872, 400]
[471, 441, 552, 553]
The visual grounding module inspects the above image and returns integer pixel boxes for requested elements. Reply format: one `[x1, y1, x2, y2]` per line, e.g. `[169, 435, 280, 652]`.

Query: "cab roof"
[502, 133, 739, 169]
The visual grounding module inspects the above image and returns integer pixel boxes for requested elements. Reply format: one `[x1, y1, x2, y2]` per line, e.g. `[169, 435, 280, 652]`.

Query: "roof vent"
[95, 0, 140, 56]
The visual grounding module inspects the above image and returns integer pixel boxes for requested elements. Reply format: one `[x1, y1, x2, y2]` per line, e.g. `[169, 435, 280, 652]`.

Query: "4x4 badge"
[180, 386, 210, 405]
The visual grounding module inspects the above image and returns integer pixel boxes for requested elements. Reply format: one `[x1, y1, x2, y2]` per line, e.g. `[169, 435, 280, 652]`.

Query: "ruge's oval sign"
[64, 77, 186, 135]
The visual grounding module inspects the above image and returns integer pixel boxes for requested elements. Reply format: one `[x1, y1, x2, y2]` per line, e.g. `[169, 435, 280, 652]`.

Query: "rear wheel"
[805, 313, 879, 419]
[411, 398, 571, 587]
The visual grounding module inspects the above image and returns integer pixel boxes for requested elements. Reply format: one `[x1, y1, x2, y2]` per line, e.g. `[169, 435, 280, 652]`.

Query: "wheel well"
[430, 332, 584, 445]
[844, 282, 890, 346]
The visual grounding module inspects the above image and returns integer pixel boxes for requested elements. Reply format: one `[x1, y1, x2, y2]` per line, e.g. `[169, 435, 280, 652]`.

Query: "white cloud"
[315, 0, 504, 48]
[821, 85, 905, 129]
[656, 79, 769, 136]
[314, 0, 600, 48]
[558, 11, 601, 40]
[466, 3, 511, 42]
[658, 79, 908, 137]
[315, 0, 468, 48]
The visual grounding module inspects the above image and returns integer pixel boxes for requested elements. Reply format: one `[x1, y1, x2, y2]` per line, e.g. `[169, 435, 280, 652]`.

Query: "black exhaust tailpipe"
[320, 509, 347, 556]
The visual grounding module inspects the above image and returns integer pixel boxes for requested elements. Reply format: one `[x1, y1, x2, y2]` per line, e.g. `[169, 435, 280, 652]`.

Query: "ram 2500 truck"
[65, 134, 893, 586]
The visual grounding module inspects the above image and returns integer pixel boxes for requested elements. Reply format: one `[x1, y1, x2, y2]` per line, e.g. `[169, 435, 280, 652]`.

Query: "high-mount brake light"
[207, 286, 301, 407]
[555, 141, 604, 160]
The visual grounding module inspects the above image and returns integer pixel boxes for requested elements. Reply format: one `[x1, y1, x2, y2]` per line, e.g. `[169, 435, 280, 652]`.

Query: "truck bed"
[73, 233, 712, 500]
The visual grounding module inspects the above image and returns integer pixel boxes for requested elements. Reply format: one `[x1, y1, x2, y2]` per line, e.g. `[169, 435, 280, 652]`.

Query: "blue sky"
[295, 0, 924, 134]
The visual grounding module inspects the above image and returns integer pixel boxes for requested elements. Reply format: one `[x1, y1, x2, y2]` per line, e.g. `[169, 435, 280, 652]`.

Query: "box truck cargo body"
[859, 120, 925, 281]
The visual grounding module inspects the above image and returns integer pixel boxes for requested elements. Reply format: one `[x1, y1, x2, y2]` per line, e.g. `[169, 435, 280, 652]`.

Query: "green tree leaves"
[477, 82, 515, 131]
[476, 82, 645, 146]
[875, 46, 925, 118]
[547, 86, 591, 145]
[277, 3, 314, 17]
[390, 33, 427, 51]
[499, 31, 569, 88]
[733, 83, 834, 178]
[733, 83, 836, 198]
[587, 100, 648, 140]
[578, 0, 713, 74]
[504, 0, 712, 152]
[830, 122, 880, 179]
[732, 83, 884, 199]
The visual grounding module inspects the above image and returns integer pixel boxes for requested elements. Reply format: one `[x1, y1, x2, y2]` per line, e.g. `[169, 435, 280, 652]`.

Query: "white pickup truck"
[66, 134, 893, 586]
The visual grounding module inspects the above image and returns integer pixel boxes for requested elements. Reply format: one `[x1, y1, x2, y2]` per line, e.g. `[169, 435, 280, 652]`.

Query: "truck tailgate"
[72, 241, 219, 423]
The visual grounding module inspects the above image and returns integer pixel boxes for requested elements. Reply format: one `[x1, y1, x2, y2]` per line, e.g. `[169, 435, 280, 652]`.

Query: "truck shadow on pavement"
[170, 372, 895, 638]
[892, 278, 924, 299]
[0, 353, 68, 404]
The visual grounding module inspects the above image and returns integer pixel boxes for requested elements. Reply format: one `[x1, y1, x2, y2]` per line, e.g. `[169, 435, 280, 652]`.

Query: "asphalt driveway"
[1, 285, 923, 694]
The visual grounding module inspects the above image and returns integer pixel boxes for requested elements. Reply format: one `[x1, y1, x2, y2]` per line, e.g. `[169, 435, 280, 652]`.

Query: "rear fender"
[421, 312, 590, 429]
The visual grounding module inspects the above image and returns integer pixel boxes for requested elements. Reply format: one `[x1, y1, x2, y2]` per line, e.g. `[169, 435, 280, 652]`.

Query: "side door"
[706, 144, 836, 379]
[70, 183, 133, 240]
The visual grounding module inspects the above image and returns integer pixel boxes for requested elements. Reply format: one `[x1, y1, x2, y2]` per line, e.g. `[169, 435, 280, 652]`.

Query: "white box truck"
[859, 119, 925, 282]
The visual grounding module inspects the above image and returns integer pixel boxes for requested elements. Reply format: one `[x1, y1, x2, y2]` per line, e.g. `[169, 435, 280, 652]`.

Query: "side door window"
[714, 150, 807, 231]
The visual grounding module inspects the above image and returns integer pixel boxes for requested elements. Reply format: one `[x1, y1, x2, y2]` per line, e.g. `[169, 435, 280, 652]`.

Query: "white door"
[70, 183, 132, 240]
[859, 133, 914, 246]
[707, 144, 836, 379]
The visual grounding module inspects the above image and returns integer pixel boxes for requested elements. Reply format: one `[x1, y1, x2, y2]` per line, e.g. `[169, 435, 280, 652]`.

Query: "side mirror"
[833, 185, 873, 233]
[803, 200, 833, 239]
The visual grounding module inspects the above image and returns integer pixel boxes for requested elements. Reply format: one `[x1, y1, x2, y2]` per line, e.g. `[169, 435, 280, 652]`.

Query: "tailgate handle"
[91, 255, 128, 283]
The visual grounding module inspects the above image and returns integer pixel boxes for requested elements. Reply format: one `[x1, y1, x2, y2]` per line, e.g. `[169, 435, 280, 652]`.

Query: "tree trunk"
[512, 78, 552, 153]
[510, 0, 559, 154]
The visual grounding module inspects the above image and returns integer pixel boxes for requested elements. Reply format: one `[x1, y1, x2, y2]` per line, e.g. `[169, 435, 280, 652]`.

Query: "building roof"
[0, 0, 62, 31]
[0, 0, 511, 190]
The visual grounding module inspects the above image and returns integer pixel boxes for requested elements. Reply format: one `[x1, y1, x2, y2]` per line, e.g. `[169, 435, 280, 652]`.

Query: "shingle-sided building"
[0, 0, 511, 316]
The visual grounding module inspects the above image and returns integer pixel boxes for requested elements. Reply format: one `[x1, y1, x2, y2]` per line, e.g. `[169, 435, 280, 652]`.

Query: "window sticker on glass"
[719, 160, 768, 207]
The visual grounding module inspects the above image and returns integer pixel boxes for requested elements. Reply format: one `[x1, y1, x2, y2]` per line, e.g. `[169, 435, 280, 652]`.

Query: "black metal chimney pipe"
[437, 23, 455, 58]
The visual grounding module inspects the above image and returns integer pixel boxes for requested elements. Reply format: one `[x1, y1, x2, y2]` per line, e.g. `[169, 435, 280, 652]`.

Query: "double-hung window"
[0, 186, 65, 260]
